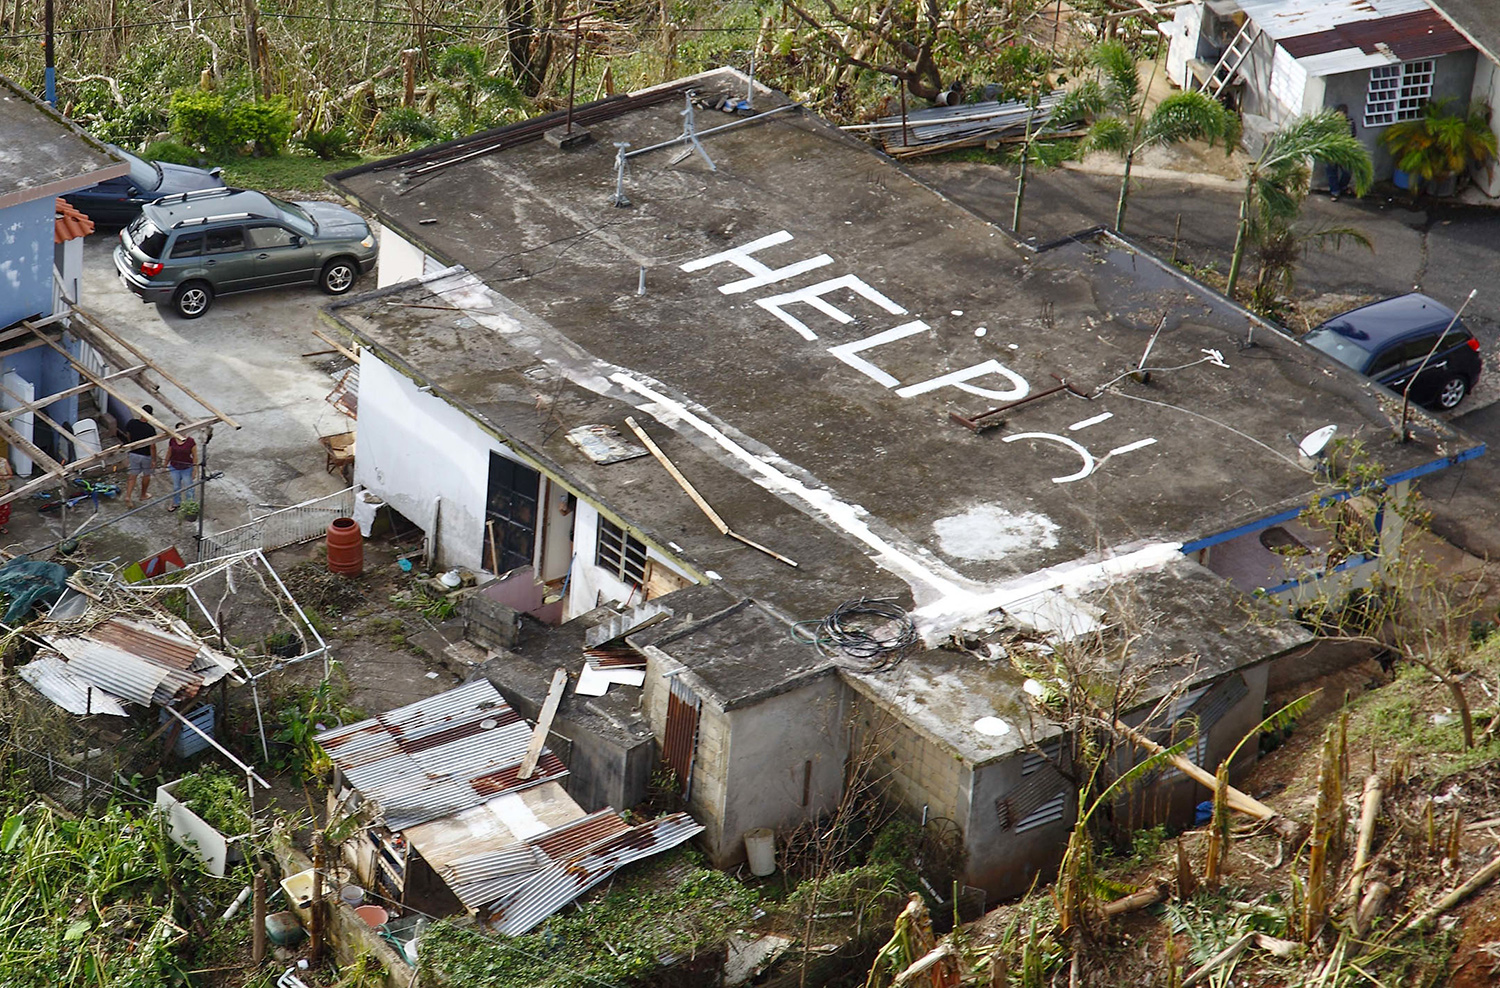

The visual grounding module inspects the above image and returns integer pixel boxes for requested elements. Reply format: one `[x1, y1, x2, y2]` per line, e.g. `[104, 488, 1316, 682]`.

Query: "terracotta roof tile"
[54, 198, 95, 244]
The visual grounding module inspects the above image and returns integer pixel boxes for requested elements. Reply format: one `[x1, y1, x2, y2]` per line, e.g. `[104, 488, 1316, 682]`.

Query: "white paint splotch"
[934, 504, 1059, 561]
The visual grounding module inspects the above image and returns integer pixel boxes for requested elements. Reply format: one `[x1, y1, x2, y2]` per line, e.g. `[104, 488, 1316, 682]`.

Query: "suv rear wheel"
[171, 281, 214, 319]
[321, 258, 358, 295]
[1435, 374, 1469, 410]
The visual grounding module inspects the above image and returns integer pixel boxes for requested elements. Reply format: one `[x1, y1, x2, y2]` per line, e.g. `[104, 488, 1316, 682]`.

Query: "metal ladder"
[1201, 20, 1261, 100]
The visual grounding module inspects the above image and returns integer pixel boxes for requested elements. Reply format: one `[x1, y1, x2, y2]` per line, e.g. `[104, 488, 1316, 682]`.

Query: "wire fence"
[199, 486, 355, 561]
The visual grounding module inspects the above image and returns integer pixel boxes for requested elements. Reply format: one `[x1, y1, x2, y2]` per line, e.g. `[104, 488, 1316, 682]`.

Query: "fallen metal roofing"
[17, 653, 130, 716]
[27, 616, 238, 711]
[316, 680, 569, 831]
[853, 90, 1068, 157]
[488, 811, 704, 935]
[326, 681, 705, 931]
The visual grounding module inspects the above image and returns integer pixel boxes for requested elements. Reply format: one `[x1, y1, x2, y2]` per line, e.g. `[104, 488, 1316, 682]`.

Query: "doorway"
[484, 453, 540, 574]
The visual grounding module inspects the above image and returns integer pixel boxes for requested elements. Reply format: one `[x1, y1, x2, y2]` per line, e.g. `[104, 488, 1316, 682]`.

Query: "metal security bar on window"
[1021, 740, 1061, 776]
[596, 517, 648, 586]
[1161, 736, 1210, 781]
[1190, 674, 1249, 733]
[1365, 59, 1435, 127]
[1014, 792, 1067, 833]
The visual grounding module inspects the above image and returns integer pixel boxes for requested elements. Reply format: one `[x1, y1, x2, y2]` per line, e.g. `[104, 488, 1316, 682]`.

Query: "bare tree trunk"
[242, 0, 261, 98]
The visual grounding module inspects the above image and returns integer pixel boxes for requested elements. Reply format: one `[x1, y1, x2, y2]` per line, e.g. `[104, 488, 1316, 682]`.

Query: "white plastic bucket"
[339, 885, 365, 908]
[744, 828, 776, 877]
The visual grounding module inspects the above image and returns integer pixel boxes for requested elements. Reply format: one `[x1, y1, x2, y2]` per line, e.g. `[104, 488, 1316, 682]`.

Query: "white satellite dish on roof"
[1298, 425, 1338, 460]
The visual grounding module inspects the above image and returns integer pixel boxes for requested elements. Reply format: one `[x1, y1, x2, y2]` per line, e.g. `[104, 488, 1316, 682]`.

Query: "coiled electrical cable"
[791, 597, 919, 671]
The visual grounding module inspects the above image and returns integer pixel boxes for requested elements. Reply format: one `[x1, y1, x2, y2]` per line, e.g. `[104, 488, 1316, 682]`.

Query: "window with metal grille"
[1365, 60, 1434, 127]
[1162, 736, 1210, 781]
[596, 516, 648, 586]
[485, 454, 540, 573]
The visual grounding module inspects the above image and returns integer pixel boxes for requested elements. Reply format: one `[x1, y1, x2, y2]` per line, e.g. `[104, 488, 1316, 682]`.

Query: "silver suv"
[114, 187, 378, 319]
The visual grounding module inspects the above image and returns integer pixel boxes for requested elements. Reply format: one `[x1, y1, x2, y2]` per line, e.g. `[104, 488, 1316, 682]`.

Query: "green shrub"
[299, 125, 353, 160]
[374, 106, 445, 146]
[229, 97, 294, 155]
[170, 91, 294, 156]
[141, 140, 198, 165]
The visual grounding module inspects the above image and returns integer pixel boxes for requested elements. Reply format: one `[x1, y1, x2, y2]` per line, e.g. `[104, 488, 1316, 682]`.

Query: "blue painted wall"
[0, 198, 56, 329]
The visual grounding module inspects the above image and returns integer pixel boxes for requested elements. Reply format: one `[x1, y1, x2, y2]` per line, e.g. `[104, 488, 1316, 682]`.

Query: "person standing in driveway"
[120, 405, 159, 507]
[167, 425, 197, 512]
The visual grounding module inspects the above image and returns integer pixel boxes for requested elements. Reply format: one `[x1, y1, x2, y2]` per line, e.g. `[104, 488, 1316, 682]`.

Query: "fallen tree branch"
[1181, 932, 1253, 988]
[891, 941, 954, 986]
[1407, 851, 1500, 931]
[1103, 711, 1306, 844]
[1100, 879, 1168, 918]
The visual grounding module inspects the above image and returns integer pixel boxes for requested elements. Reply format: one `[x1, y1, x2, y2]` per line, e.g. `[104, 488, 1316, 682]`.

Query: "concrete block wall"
[461, 592, 520, 651]
[854, 696, 964, 825]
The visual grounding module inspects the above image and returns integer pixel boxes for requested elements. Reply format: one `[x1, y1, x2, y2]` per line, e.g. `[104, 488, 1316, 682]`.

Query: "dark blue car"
[62, 145, 224, 227]
[1303, 293, 1482, 411]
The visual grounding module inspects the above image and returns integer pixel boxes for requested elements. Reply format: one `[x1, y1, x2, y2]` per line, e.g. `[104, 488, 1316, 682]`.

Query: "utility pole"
[44, 0, 55, 105]
[195, 427, 212, 560]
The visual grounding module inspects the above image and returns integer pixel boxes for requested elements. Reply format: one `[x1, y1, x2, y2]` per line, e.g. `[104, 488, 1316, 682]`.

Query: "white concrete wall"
[1472, 58, 1500, 197]
[355, 354, 525, 571]
[376, 223, 431, 288]
[1165, 3, 1203, 89]
[565, 500, 698, 619]
[1268, 44, 1309, 126]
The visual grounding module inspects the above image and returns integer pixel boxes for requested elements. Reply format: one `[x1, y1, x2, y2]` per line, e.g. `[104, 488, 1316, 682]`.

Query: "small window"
[247, 225, 298, 249]
[204, 227, 245, 254]
[596, 517, 648, 586]
[1365, 59, 1435, 127]
[1400, 335, 1443, 364]
[169, 233, 203, 258]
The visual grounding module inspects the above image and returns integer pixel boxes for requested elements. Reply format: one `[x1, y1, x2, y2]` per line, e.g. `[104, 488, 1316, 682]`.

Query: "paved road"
[913, 161, 1500, 560]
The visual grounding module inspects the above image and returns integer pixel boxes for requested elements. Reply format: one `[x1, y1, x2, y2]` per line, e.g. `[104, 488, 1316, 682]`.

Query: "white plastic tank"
[744, 828, 776, 877]
[72, 417, 102, 460]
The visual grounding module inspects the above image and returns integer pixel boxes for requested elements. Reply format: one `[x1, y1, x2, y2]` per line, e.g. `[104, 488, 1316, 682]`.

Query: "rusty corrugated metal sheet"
[662, 678, 701, 797]
[91, 618, 202, 670]
[487, 812, 705, 935]
[1280, 8, 1471, 59]
[315, 681, 567, 831]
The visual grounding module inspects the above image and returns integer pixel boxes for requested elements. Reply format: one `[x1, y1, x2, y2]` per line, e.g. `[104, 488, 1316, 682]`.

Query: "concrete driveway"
[3, 236, 356, 563]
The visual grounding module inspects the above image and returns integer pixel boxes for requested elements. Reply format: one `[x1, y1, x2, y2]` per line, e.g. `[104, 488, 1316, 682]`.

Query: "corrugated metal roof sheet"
[488, 812, 705, 935]
[1219, 0, 1431, 42]
[31, 616, 230, 714]
[316, 681, 570, 831]
[92, 617, 201, 669]
[52, 638, 179, 705]
[17, 653, 129, 716]
[1279, 8, 1470, 60]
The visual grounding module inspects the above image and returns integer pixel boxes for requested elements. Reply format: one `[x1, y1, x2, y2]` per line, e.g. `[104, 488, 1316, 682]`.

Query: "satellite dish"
[1298, 425, 1338, 459]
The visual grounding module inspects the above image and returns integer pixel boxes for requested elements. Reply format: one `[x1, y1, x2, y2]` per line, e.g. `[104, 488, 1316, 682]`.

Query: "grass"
[218, 152, 376, 195]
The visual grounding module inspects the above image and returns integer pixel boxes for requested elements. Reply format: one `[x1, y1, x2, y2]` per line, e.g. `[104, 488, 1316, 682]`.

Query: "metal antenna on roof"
[670, 92, 717, 172]
[610, 141, 632, 208]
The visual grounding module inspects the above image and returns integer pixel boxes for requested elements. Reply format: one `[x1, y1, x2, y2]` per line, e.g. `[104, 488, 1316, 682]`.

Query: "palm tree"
[1225, 110, 1372, 299]
[1062, 42, 1237, 232]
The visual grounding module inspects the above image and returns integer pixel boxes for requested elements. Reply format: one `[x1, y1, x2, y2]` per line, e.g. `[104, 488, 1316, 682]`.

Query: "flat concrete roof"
[328, 68, 1479, 648]
[0, 75, 126, 209]
[845, 553, 1309, 764]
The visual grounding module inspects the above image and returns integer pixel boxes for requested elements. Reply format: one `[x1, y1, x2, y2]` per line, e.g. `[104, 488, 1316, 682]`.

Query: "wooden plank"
[0, 416, 67, 476]
[624, 415, 729, 534]
[311, 328, 360, 363]
[0, 379, 87, 449]
[25, 325, 182, 440]
[517, 667, 567, 780]
[65, 306, 239, 428]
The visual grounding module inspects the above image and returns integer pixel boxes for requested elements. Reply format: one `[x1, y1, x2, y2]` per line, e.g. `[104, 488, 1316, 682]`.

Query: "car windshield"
[113, 146, 163, 193]
[269, 195, 317, 236]
[1303, 327, 1371, 372]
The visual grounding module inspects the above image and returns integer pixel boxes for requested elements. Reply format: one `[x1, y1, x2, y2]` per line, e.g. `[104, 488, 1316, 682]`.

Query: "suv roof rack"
[154, 186, 241, 206]
[171, 211, 256, 229]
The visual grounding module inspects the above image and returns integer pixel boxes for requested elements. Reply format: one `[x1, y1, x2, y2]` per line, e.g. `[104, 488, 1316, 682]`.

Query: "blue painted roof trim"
[1181, 442, 1487, 555]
